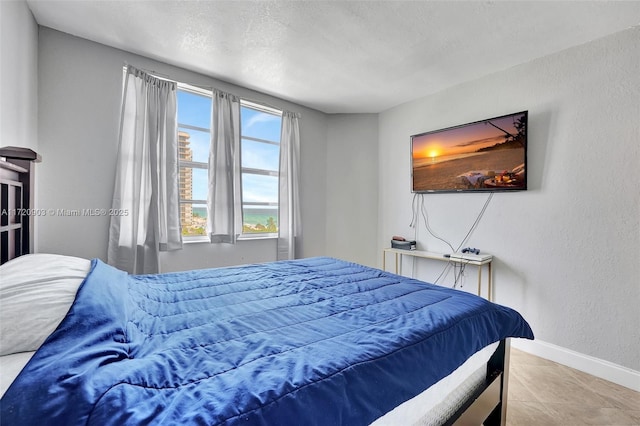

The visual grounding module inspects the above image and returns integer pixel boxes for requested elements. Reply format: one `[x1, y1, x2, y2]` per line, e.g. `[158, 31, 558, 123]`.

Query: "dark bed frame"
[0, 146, 40, 265]
[0, 145, 510, 425]
[446, 339, 510, 426]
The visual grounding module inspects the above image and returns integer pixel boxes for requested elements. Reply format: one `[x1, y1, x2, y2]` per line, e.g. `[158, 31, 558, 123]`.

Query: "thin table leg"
[477, 266, 482, 297]
[488, 262, 493, 301]
[395, 252, 399, 274]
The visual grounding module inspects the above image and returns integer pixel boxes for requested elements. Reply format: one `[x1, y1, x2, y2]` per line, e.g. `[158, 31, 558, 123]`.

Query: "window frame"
[238, 99, 283, 240]
[176, 86, 283, 242]
[177, 83, 211, 242]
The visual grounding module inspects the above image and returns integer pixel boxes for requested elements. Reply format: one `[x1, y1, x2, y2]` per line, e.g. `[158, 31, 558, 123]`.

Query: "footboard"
[445, 339, 510, 426]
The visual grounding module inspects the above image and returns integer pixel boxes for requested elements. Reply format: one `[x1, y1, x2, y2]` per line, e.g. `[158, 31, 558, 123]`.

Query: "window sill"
[237, 233, 278, 241]
[182, 234, 277, 244]
[182, 236, 210, 244]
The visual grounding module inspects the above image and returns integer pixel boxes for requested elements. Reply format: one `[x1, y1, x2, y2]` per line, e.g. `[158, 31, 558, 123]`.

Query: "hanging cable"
[455, 192, 494, 252]
[433, 262, 452, 284]
[419, 194, 455, 252]
[423, 192, 493, 287]
[412, 192, 493, 288]
[409, 193, 419, 241]
[454, 262, 467, 289]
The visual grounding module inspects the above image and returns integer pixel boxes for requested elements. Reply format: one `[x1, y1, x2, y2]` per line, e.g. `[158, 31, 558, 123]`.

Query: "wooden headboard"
[0, 146, 41, 265]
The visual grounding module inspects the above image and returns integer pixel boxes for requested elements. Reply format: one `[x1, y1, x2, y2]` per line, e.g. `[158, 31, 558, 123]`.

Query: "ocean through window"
[177, 85, 282, 239]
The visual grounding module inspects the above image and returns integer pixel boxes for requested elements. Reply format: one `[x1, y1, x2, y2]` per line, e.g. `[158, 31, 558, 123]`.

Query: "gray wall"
[378, 27, 640, 371]
[0, 0, 38, 153]
[1, 1, 40, 249]
[325, 114, 379, 267]
[36, 28, 329, 271]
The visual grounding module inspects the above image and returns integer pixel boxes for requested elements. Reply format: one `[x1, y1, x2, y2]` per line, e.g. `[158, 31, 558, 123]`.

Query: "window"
[240, 101, 282, 236]
[176, 85, 282, 239]
[177, 85, 211, 238]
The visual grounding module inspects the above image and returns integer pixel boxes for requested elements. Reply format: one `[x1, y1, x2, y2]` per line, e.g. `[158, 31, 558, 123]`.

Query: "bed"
[0, 149, 534, 425]
[0, 253, 533, 425]
[0, 146, 40, 264]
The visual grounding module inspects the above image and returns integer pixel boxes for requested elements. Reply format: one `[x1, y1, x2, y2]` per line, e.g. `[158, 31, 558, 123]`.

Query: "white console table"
[382, 248, 494, 301]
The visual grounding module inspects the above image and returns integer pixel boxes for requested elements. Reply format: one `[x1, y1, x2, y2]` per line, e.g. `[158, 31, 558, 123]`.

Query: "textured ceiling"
[26, 1, 640, 113]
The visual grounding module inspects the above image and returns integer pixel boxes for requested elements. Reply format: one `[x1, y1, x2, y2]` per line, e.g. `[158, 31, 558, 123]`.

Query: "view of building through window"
[177, 86, 282, 238]
[178, 130, 207, 236]
[177, 87, 210, 237]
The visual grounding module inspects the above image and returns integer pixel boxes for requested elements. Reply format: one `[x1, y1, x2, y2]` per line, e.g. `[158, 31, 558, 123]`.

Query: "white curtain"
[108, 65, 182, 274]
[277, 111, 302, 260]
[208, 89, 241, 243]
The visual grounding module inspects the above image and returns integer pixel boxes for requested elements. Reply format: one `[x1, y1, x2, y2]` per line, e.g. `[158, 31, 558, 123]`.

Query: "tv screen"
[411, 111, 527, 193]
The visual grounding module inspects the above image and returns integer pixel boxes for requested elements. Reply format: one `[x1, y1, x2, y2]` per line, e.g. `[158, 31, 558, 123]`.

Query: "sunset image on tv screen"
[411, 111, 527, 192]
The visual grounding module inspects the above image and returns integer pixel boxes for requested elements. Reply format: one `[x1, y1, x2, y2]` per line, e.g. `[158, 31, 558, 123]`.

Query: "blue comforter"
[1, 257, 533, 425]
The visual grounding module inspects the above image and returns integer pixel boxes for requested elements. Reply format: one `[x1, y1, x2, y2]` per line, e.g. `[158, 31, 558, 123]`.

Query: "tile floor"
[506, 349, 640, 425]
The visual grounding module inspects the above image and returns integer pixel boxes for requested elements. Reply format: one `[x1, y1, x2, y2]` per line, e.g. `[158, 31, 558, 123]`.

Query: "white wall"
[37, 28, 328, 271]
[378, 27, 640, 372]
[325, 114, 379, 267]
[0, 0, 38, 152]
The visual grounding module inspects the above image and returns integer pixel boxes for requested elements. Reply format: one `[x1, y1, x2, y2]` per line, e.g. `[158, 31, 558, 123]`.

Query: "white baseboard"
[511, 338, 640, 392]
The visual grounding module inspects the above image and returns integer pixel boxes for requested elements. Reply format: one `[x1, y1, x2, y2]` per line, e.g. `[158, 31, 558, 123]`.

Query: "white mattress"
[372, 342, 499, 426]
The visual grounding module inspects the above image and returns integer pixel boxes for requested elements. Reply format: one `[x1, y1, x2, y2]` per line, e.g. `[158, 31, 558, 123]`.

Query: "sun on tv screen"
[411, 111, 528, 193]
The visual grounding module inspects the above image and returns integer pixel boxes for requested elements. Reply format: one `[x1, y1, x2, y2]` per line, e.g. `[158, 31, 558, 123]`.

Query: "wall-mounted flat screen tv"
[411, 111, 527, 193]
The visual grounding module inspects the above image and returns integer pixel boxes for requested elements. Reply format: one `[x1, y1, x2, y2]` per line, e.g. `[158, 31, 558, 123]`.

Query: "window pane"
[191, 168, 208, 201]
[178, 127, 210, 163]
[177, 90, 211, 130]
[241, 106, 282, 142]
[179, 167, 208, 202]
[177, 86, 211, 239]
[243, 206, 278, 234]
[241, 173, 278, 203]
[241, 139, 279, 171]
[181, 203, 207, 237]
[179, 166, 193, 202]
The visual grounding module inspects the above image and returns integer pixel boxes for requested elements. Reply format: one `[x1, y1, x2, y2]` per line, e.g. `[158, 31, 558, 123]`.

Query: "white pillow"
[0, 253, 92, 356]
